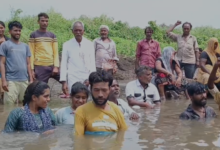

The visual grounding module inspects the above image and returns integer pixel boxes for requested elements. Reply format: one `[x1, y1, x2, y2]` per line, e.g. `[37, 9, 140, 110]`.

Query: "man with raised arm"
[166, 21, 199, 79]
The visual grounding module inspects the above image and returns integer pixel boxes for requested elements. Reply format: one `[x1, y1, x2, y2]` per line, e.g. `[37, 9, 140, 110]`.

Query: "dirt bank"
[114, 55, 136, 80]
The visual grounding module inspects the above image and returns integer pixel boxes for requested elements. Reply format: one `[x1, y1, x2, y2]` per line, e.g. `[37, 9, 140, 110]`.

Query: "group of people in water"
[0, 12, 220, 135]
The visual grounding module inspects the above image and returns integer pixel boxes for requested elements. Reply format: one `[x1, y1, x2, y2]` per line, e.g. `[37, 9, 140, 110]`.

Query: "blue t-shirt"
[0, 40, 31, 81]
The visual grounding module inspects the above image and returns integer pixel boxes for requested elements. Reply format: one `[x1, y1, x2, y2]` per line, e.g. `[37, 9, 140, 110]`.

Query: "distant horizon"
[1, 0, 220, 29]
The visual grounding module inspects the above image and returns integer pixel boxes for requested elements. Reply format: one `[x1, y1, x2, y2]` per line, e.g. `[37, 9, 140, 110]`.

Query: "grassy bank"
[4, 8, 220, 57]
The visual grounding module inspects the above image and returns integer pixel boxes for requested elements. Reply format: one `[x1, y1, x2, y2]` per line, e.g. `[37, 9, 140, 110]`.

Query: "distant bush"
[4, 8, 220, 56]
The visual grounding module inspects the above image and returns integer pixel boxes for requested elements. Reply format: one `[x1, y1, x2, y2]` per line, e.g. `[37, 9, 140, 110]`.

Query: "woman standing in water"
[55, 82, 89, 125]
[3, 81, 56, 134]
[0, 21, 9, 102]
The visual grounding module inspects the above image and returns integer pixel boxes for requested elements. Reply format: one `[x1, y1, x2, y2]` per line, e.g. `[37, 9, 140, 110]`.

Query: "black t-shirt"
[155, 58, 176, 72]
[200, 51, 220, 65]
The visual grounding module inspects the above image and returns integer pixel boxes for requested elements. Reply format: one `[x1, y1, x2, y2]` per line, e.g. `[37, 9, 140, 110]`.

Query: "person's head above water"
[187, 82, 207, 107]
[89, 70, 113, 106]
[109, 79, 120, 100]
[70, 82, 89, 110]
[135, 66, 153, 86]
[23, 81, 50, 109]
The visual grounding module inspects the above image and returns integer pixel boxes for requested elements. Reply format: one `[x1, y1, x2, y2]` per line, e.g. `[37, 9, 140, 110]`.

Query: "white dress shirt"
[60, 37, 96, 90]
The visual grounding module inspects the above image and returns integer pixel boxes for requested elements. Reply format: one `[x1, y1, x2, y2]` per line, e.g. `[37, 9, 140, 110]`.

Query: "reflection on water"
[0, 97, 220, 150]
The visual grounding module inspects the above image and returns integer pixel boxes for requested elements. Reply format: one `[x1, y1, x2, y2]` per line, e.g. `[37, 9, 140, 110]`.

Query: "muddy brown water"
[0, 80, 220, 150]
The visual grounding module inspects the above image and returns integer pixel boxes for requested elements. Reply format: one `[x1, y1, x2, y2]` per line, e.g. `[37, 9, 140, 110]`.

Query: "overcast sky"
[1, 0, 219, 28]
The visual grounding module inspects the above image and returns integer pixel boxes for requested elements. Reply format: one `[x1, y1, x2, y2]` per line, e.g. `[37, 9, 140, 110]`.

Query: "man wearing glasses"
[125, 66, 161, 108]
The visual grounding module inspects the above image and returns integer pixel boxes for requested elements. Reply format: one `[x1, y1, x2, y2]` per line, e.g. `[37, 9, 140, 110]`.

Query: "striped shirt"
[28, 30, 59, 69]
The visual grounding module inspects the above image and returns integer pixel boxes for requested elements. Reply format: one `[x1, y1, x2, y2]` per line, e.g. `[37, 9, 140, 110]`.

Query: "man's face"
[72, 25, 84, 40]
[91, 82, 110, 106]
[182, 24, 191, 35]
[145, 29, 153, 39]
[191, 92, 207, 107]
[38, 17, 49, 29]
[138, 70, 152, 85]
[9, 26, 21, 40]
[100, 28, 108, 39]
[110, 80, 120, 99]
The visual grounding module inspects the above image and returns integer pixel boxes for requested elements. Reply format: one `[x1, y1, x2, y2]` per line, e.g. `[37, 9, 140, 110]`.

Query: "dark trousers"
[96, 67, 113, 76]
[179, 62, 195, 79]
[34, 65, 60, 83]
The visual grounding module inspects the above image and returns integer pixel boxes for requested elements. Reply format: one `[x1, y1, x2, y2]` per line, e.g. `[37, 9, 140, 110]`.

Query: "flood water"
[0, 82, 220, 150]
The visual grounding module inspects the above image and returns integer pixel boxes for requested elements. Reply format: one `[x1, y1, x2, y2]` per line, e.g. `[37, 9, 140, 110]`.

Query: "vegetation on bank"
[4, 9, 220, 57]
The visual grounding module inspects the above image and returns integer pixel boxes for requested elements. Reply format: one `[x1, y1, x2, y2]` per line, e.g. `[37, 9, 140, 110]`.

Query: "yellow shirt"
[74, 101, 128, 136]
[28, 30, 59, 69]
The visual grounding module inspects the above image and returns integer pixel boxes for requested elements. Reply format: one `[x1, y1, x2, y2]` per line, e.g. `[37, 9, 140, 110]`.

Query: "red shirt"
[136, 39, 161, 68]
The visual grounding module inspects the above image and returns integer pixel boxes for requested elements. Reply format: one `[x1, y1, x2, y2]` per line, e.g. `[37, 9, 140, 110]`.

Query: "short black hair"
[199, 48, 203, 52]
[70, 82, 89, 98]
[8, 21, 22, 30]
[89, 70, 113, 88]
[135, 66, 152, 77]
[0, 21, 5, 28]
[144, 26, 153, 34]
[187, 82, 206, 96]
[182, 22, 192, 29]
[38, 12, 49, 21]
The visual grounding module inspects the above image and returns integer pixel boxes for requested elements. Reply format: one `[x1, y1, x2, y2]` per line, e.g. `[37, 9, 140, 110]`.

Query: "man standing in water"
[125, 66, 161, 108]
[0, 21, 32, 104]
[94, 25, 118, 75]
[167, 21, 200, 79]
[29, 13, 60, 84]
[109, 79, 139, 120]
[60, 21, 96, 94]
[135, 27, 161, 72]
[74, 70, 127, 135]
[179, 82, 216, 120]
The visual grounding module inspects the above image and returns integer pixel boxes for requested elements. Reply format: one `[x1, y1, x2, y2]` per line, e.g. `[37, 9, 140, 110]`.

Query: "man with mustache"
[109, 79, 139, 120]
[0, 21, 32, 104]
[60, 21, 96, 95]
[74, 70, 127, 136]
[179, 82, 216, 120]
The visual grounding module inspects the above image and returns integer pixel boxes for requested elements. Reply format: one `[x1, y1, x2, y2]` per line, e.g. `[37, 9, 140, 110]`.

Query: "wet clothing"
[116, 99, 137, 117]
[55, 106, 74, 125]
[136, 39, 161, 69]
[4, 107, 56, 133]
[74, 101, 127, 136]
[179, 104, 217, 120]
[125, 80, 160, 104]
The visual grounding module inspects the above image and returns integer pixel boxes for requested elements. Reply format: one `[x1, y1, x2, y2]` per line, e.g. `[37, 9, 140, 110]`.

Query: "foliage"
[4, 8, 220, 56]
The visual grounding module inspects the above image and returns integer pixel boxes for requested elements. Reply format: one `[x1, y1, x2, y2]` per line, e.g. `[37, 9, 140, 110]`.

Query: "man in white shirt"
[60, 21, 96, 94]
[125, 66, 161, 108]
[109, 79, 139, 120]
